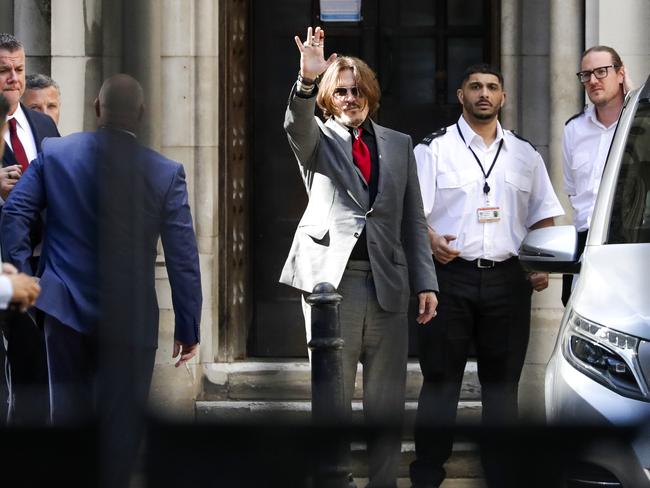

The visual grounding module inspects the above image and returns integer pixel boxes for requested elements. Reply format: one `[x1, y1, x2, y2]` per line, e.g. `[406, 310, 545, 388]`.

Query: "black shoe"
[410, 484, 438, 488]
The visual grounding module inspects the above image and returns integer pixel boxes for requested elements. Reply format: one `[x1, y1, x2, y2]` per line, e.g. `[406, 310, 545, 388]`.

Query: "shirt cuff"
[0, 274, 13, 310]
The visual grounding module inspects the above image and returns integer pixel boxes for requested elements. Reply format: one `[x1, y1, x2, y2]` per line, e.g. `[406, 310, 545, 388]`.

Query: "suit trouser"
[0, 311, 50, 425]
[410, 257, 532, 487]
[44, 315, 155, 488]
[303, 261, 408, 488]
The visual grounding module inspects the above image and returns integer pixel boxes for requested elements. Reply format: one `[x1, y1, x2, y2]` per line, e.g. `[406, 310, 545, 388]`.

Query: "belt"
[454, 256, 519, 269]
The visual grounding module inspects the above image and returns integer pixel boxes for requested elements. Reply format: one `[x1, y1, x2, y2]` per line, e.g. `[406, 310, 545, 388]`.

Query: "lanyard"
[456, 123, 503, 195]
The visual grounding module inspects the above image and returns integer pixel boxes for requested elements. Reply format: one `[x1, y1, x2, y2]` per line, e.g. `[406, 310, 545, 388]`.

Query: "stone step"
[202, 360, 481, 401]
[195, 399, 484, 480]
[196, 399, 482, 427]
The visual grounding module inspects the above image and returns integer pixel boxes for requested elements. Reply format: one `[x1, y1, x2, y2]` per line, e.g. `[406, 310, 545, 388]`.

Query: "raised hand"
[294, 26, 337, 81]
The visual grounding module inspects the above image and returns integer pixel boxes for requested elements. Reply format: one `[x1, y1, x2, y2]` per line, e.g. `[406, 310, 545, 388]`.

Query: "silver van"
[520, 75, 650, 487]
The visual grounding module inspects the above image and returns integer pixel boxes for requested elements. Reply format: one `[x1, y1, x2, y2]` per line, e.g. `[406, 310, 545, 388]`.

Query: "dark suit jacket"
[2, 104, 60, 267]
[2, 104, 60, 168]
[0, 129, 202, 347]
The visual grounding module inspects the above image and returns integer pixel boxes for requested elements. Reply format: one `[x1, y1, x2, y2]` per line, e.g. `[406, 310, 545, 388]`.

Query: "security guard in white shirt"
[561, 45, 628, 305]
[409, 64, 564, 488]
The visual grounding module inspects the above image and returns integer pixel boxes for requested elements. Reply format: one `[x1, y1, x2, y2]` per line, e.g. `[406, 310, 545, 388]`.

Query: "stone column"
[122, 0, 161, 150]
[51, 0, 105, 134]
[0, 1, 13, 33]
[500, 0, 519, 131]
[148, 0, 219, 418]
[587, 0, 650, 87]
[193, 0, 219, 363]
[549, 0, 583, 225]
[519, 0, 550, 164]
[15, 0, 51, 75]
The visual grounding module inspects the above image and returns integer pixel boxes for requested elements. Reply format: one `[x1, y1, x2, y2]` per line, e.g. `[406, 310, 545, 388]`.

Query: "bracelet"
[296, 80, 315, 95]
[297, 73, 316, 86]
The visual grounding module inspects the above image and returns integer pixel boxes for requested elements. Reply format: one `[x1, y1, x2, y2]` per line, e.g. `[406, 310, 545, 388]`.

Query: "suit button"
[354, 232, 360, 238]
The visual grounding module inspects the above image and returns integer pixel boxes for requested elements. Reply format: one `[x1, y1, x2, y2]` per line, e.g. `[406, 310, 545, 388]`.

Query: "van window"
[608, 103, 650, 244]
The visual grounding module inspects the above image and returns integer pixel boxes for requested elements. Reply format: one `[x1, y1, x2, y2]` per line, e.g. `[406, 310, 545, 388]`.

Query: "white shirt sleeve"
[526, 151, 565, 228]
[562, 125, 575, 196]
[0, 274, 13, 310]
[414, 142, 437, 221]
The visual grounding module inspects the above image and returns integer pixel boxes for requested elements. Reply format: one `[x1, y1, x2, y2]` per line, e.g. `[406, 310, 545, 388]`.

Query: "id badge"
[477, 206, 501, 223]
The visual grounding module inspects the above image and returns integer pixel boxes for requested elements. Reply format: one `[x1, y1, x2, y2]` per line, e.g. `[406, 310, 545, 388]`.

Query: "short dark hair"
[0, 93, 9, 120]
[581, 45, 623, 68]
[460, 63, 504, 88]
[0, 33, 23, 51]
[26, 73, 60, 94]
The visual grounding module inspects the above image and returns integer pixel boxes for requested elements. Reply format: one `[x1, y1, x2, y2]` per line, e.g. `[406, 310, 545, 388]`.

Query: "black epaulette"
[509, 130, 537, 151]
[565, 106, 587, 126]
[420, 127, 446, 145]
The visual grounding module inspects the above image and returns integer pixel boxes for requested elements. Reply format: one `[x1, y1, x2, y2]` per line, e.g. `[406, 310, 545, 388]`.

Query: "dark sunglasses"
[333, 86, 362, 99]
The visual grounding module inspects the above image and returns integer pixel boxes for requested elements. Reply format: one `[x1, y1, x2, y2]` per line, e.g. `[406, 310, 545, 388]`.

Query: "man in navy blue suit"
[0, 33, 59, 425]
[0, 92, 42, 424]
[1, 73, 201, 487]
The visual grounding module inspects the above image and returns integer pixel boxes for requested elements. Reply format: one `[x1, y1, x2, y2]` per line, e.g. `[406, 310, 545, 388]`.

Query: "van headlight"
[562, 311, 649, 402]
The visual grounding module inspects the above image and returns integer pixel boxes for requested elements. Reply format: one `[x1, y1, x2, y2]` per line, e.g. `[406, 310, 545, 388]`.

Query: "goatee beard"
[473, 111, 495, 120]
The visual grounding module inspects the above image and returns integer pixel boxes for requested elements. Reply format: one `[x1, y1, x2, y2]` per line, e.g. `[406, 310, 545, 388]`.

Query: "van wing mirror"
[519, 225, 581, 273]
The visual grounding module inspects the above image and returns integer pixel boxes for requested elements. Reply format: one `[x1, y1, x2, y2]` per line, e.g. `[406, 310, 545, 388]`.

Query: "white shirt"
[0, 243, 12, 310]
[416, 115, 564, 261]
[1, 105, 39, 207]
[4, 104, 38, 165]
[562, 105, 617, 232]
[0, 274, 12, 309]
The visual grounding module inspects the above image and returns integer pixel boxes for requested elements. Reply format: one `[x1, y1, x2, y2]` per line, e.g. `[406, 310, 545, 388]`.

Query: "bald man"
[0, 74, 201, 487]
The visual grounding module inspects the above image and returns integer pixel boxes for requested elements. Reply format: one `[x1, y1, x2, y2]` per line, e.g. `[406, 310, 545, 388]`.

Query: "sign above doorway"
[320, 0, 362, 22]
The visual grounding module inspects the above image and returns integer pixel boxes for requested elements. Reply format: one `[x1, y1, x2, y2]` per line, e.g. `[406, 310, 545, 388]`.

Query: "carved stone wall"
[217, 0, 249, 361]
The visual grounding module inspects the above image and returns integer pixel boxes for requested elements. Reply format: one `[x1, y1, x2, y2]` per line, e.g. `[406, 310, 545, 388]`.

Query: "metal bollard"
[307, 282, 349, 488]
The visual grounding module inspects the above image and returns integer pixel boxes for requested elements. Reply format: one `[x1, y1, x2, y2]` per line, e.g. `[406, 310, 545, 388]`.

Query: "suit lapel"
[22, 105, 43, 152]
[371, 120, 388, 202]
[2, 146, 17, 167]
[325, 118, 369, 210]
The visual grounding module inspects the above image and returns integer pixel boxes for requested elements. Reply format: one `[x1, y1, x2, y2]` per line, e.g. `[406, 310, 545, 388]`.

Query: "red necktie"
[352, 127, 371, 183]
[8, 118, 29, 172]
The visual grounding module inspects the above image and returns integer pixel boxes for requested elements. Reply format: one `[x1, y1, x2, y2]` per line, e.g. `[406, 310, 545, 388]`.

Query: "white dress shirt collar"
[457, 115, 506, 151]
[585, 104, 617, 131]
[3, 103, 38, 164]
[7, 104, 29, 132]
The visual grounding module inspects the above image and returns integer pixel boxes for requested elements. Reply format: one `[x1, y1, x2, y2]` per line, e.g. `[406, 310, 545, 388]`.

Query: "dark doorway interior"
[250, 0, 498, 357]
